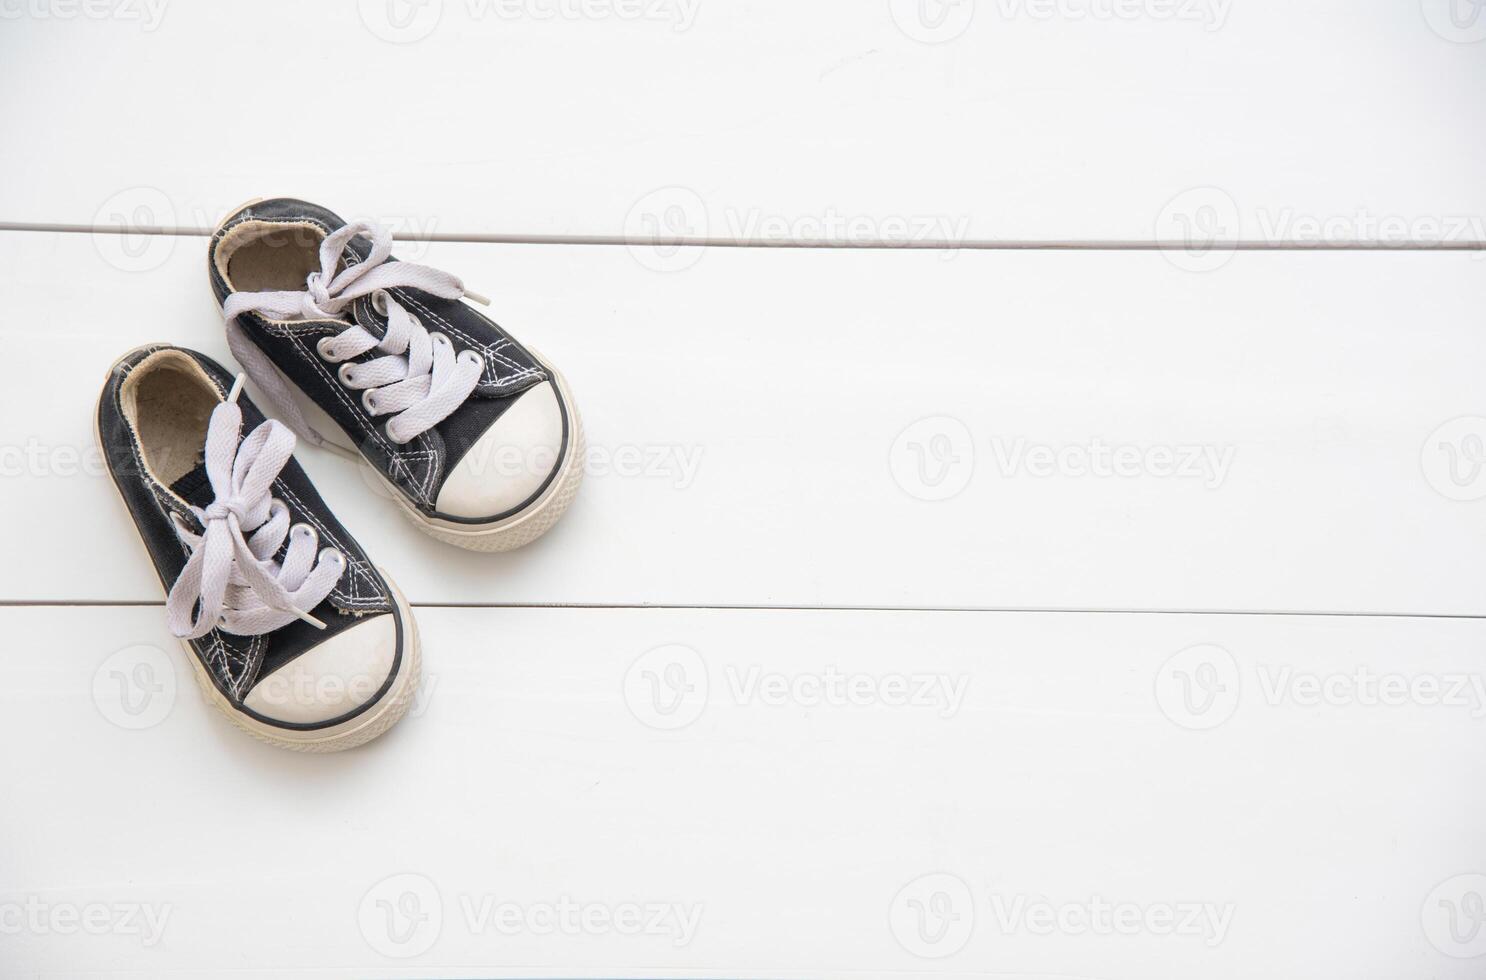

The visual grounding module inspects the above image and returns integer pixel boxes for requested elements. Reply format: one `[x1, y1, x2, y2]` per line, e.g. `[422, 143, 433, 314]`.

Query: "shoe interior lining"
[120, 351, 222, 489]
[215, 220, 327, 294]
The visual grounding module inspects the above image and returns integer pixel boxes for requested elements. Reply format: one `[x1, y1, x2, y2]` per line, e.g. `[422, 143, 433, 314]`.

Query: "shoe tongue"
[170, 463, 215, 509]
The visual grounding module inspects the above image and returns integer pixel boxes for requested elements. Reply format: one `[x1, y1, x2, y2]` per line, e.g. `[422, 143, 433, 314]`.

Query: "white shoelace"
[165, 377, 344, 640]
[223, 221, 488, 446]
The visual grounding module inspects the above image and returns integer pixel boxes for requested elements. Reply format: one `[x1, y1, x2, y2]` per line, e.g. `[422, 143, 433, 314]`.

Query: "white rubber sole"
[96, 345, 422, 752]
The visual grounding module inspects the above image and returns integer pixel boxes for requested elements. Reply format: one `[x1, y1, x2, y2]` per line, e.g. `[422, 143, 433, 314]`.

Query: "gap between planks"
[0, 599, 1483, 621]
[2, 223, 1483, 251]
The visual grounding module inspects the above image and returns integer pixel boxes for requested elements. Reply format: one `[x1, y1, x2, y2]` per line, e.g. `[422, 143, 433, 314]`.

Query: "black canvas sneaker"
[96, 345, 421, 752]
[207, 198, 584, 552]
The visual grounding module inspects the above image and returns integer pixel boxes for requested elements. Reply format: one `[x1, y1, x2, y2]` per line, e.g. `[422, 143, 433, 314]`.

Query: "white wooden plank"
[2, 605, 1482, 977]
[2, 230, 1483, 613]
[1, 1, 1483, 246]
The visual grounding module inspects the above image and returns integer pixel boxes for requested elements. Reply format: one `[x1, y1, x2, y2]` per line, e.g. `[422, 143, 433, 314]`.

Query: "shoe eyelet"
[384, 421, 410, 445]
[372, 290, 390, 316]
[459, 349, 483, 370]
[316, 337, 338, 361]
[337, 363, 357, 386]
[362, 390, 379, 414]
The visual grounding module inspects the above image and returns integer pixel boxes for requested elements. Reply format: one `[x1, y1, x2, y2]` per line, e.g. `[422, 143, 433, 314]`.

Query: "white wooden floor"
[3, 2, 1485, 978]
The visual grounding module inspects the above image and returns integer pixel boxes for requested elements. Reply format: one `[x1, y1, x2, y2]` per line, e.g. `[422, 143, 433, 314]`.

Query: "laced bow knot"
[164, 376, 345, 641]
[195, 423, 279, 529]
[300, 273, 339, 319]
[223, 219, 491, 448]
[200, 496, 253, 527]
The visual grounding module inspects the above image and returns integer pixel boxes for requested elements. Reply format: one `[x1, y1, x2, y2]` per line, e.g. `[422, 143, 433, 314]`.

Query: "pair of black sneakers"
[96, 199, 584, 751]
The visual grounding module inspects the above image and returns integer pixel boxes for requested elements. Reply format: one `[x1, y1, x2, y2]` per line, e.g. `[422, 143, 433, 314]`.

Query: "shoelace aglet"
[227, 373, 247, 405]
[463, 288, 491, 306]
[292, 607, 328, 631]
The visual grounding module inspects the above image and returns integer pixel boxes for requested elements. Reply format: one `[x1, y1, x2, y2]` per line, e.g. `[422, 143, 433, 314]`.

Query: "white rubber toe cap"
[243, 614, 400, 726]
[434, 381, 564, 520]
